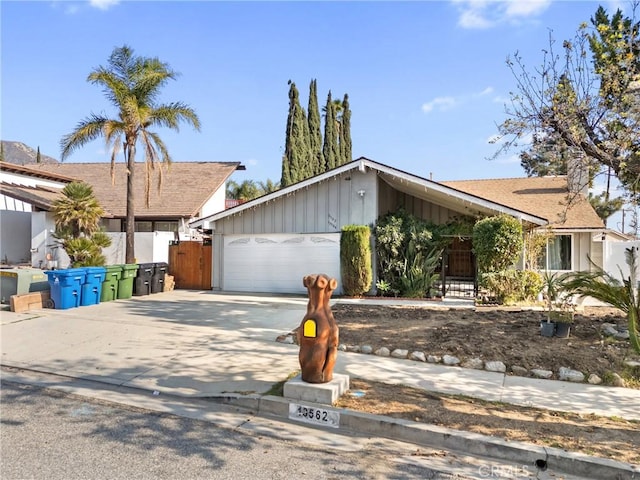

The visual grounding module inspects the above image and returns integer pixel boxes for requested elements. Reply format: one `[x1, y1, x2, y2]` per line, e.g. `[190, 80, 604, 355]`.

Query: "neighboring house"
[190, 157, 629, 296]
[0, 162, 73, 266]
[0, 161, 244, 267]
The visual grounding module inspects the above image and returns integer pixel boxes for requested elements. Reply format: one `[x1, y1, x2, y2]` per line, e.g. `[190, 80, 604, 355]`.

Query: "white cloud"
[89, 0, 120, 10]
[422, 96, 458, 113]
[423, 87, 498, 114]
[451, 0, 552, 29]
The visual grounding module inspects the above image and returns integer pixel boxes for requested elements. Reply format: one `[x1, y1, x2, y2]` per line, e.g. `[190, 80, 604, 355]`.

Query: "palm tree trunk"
[125, 144, 136, 264]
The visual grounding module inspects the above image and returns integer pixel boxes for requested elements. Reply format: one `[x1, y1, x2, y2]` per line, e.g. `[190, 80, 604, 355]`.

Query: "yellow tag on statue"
[303, 319, 317, 338]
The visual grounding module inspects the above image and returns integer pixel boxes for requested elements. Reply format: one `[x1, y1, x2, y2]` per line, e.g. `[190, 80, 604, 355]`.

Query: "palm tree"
[562, 247, 640, 353]
[53, 182, 104, 238]
[60, 45, 201, 263]
[52, 181, 111, 267]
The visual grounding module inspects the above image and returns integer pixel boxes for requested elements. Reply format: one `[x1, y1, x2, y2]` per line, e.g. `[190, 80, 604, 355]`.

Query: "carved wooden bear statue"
[297, 273, 339, 383]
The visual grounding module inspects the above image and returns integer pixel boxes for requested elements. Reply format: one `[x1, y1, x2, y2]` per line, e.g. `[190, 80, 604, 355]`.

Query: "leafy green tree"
[322, 91, 340, 170]
[53, 181, 111, 267]
[563, 247, 640, 354]
[36, 146, 41, 164]
[60, 45, 200, 264]
[307, 79, 324, 176]
[281, 81, 310, 186]
[226, 180, 262, 201]
[495, 6, 640, 201]
[472, 215, 523, 274]
[339, 94, 352, 166]
[227, 178, 280, 201]
[258, 178, 280, 195]
[589, 191, 625, 224]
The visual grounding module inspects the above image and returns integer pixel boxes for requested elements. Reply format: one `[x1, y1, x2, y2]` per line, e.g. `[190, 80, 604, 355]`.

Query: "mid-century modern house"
[190, 157, 630, 295]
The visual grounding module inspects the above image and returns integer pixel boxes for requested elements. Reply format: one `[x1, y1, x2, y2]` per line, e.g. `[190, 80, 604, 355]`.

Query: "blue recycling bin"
[45, 268, 87, 309]
[81, 267, 106, 306]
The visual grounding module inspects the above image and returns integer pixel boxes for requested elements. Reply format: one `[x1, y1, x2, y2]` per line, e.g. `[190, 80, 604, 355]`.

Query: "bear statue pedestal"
[283, 373, 350, 405]
[286, 273, 349, 405]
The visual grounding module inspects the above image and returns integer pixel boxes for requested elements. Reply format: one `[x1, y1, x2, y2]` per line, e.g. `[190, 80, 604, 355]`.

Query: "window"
[134, 221, 153, 232]
[539, 234, 572, 271]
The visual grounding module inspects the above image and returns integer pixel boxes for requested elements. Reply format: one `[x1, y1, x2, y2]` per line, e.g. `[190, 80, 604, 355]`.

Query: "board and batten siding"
[215, 170, 379, 235]
[377, 179, 462, 224]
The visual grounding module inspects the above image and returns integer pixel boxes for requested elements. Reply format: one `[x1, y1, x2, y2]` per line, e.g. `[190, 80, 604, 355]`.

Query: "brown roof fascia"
[0, 161, 76, 183]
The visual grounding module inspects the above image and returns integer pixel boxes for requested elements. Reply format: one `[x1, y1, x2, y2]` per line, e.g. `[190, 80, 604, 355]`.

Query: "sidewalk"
[1, 289, 638, 419]
[1, 290, 638, 478]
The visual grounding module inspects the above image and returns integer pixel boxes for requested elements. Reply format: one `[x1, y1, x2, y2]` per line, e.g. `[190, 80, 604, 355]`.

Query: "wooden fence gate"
[168, 241, 212, 290]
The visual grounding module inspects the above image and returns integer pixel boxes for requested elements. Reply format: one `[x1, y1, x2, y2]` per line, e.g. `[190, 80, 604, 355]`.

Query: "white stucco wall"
[199, 184, 226, 218]
[102, 231, 174, 265]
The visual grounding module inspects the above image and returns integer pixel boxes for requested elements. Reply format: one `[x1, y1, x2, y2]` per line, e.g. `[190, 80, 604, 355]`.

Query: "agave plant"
[562, 247, 640, 354]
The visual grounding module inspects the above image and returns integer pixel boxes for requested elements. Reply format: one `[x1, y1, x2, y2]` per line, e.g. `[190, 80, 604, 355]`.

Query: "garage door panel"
[223, 234, 341, 294]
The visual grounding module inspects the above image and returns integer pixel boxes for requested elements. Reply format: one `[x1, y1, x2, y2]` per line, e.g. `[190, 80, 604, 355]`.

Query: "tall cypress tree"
[339, 94, 352, 165]
[322, 91, 339, 170]
[36, 146, 42, 163]
[281, 81, 310, 186]
[307, 79, 324, 176]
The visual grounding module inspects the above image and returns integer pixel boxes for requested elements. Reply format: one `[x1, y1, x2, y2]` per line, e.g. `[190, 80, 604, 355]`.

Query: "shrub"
[374, 209, 444, 298]
[480, 269, 543, 305]
[340, 225, 372, 296]
[473, 215, 523, 274]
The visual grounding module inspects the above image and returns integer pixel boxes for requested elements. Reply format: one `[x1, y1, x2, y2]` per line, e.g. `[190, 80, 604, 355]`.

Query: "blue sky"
[0, 0, 626, 194]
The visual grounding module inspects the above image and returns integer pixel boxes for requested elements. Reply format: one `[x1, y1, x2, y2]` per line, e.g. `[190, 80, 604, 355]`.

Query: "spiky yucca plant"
[562, 247, 640, 353]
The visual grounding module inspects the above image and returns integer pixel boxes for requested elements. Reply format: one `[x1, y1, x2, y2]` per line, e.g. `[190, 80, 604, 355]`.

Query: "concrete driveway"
[1, 290, 307, 396]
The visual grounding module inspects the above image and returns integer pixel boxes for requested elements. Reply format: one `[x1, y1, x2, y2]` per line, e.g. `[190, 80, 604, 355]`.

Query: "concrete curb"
[2, 365, 638, 479]
[212, 393, 639, 480]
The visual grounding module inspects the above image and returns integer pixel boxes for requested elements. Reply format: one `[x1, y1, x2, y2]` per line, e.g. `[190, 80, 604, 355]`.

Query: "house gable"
[191, 158, 548, 231]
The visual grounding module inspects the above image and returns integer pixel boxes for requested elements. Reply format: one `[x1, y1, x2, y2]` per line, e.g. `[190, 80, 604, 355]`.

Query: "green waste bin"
[117, 264, 139, 299]
[101, 265, 123, 302]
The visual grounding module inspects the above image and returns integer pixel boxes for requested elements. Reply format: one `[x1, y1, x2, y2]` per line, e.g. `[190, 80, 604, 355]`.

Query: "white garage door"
[223, 233, 342, 294]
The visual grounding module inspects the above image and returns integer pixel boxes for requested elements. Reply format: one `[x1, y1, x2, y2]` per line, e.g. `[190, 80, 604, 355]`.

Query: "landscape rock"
[391, 349, 409, 359]
[409, 351, 426, 362]
[602, 323, 622, 337]
[443, 354, 460, 366]
[485, 360, 507, 373]
[531, 369, 553, 379]
[346, 345, 361, 352]
[615, 330, 630, 340]
[360, 345, 373, 354]
[374, 347, 390, 357]
[338, 344, 347, 352]
[558, 367, 585, 382]
[588, 374, 602, 385]
[611, 372, 626, 387]
[511, 365, 528, 376]
[426, 355, 441, 363]
[624, 360, 640, 368]
[461, 357, 484, 369]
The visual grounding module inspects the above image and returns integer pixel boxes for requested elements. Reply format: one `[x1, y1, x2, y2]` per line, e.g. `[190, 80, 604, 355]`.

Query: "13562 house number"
[288, 403, 340, 428]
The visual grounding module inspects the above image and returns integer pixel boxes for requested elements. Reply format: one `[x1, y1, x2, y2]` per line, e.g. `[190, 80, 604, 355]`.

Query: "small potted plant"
[541, 271, 575, 337]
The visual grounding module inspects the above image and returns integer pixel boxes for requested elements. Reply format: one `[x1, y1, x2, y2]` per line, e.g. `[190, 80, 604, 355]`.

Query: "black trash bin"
[133, 263, 154, 296]
[151, 262, 168, 293]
